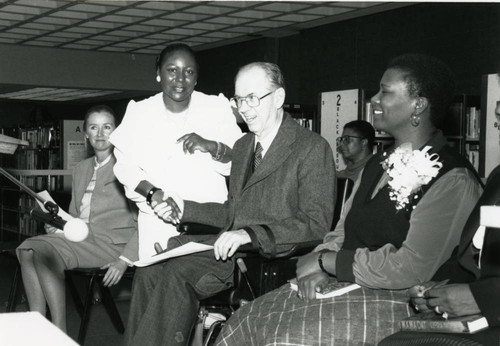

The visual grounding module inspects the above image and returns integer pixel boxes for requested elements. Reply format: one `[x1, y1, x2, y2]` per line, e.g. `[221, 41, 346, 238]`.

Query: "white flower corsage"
[381, 143, 443, 210]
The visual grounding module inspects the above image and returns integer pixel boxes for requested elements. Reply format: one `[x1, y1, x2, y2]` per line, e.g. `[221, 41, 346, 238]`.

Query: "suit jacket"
[434, 165, 500, 327]
[69, 154, 139, 261]
[182, 114, 336, 256]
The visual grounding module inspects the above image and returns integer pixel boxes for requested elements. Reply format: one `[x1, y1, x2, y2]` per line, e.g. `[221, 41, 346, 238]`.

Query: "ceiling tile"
[80, 20, 117, 29]
[115, 8, 155, 18]
[50, 10, 91, 20]
[98, 14, 134, 24]
[13, 0, 60, 9]
[36, 16, 73, 26]
[299, 6, 352, 16]
[254, 2, 311, 12]
[228, 10, 277, 20]
[184, 5, 235, 15]
[273, 13, 322, 22]
[1, 4, 44, 16]
[183, 22, 227, 31]
[0, 11, 26, 21]
[20, 22, 56, 31]
[162, 12, 209, 22]
[67, 3, 110, 14]
[204, 16, 251, 25]
[136, 1, 191, 11]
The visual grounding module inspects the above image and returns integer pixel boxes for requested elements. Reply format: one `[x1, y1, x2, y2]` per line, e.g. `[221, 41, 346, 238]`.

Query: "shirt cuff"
[335, 249, 356, 282]
[119, 255, 134, 267]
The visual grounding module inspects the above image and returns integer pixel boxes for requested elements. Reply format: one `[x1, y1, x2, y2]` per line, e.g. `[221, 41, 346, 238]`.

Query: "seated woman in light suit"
[17, 105, 138, 332]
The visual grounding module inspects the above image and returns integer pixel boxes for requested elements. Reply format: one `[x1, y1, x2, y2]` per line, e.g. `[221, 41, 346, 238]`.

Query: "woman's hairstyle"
[237, 62, 286, 91]
[387, 53, 455, 128]
[156, 43, 199, 72]
[344, 120, 375, 148]
[83, 105, 116, 130]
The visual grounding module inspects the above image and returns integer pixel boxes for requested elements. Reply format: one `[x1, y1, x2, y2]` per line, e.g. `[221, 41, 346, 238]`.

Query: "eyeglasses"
[336, 135, 364, 145]
[230, 91, 273, 109]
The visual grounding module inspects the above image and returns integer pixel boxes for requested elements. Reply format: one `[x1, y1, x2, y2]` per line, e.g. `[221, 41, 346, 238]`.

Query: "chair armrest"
[178, 222, 221, 235]
[178, 222, 321, 259]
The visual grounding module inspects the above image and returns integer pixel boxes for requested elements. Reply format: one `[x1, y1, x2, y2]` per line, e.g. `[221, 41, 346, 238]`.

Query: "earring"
[156, 75, 161, 83]
[410, 113, 420, 127]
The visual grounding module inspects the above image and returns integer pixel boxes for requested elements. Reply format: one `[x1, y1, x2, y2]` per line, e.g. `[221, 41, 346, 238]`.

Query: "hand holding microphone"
[135, 180, 183, 224]
[30, 208, 89, 242]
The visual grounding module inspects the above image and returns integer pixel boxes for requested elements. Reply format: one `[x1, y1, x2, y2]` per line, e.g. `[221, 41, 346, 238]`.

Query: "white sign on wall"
[320, 89, 363, 171]
[481, 74, 500, 178]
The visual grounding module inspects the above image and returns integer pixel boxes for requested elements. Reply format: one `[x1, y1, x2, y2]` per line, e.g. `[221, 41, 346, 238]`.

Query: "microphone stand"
[0, 166, 60, 216]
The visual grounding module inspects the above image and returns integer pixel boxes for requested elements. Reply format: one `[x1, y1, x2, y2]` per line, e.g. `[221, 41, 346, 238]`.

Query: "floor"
[0, 251, 131, 346]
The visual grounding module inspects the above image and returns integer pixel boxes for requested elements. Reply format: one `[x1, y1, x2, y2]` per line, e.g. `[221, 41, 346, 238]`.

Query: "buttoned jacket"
[69, 154, 138, 261]
[182, 114, 336, 256]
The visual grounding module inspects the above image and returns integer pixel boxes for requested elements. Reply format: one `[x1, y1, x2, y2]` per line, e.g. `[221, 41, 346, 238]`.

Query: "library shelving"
[0, 169, 72, 242]
[284, 103, 317, 132]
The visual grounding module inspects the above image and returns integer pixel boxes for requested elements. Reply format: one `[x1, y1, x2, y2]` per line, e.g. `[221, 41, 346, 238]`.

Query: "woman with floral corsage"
[215, 54, 483, 346]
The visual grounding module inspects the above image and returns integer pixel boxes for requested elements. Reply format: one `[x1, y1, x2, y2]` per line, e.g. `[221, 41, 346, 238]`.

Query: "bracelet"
[146, 187, 160, 206]
[318, 251, 334, 276]
[212, 141, 222, 161]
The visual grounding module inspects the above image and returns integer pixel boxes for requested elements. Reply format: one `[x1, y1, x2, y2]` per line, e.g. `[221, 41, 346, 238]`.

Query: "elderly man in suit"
[124, 62, 336, 345]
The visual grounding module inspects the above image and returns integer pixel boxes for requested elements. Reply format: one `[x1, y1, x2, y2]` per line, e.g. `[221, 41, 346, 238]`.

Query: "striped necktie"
[254, 142, 263, 171]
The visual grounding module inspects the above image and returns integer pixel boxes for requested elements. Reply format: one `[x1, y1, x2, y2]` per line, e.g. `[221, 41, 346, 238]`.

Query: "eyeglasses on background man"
[336, 135, 365, 146]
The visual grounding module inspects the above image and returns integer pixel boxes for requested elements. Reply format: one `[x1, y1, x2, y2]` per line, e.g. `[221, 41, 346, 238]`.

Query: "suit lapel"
[243, 115, 295, 191]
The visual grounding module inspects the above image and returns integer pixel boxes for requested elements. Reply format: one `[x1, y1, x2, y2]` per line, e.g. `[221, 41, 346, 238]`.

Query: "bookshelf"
[0, 120, 84, 241]
[0, 169, 72, 241]
[284, 103, 317, 132]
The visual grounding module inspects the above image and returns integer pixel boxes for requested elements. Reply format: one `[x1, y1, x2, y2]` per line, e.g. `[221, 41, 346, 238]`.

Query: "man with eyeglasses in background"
[124, 61, 336, 345]
[337, 120, 375, 183]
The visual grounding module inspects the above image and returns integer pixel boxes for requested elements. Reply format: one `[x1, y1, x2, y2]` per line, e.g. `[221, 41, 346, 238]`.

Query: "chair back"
[332, 177, 353, 230]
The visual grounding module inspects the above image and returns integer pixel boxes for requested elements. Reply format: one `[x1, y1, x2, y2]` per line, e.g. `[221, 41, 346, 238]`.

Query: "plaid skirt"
[216, 284, 413, 346]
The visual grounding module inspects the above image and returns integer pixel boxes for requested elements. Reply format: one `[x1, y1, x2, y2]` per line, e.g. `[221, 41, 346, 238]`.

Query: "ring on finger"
[435, 306, 442, 314]
[442, 312, 449, 320]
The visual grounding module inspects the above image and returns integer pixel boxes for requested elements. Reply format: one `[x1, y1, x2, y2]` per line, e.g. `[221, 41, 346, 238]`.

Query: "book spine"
[400, 320, 469, 334]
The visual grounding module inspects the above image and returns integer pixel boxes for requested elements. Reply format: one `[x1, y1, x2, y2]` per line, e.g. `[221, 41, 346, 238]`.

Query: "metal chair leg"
[77, 273, 98, 345]
[7, 262, 21, 312]
[97, 280, 125, 333]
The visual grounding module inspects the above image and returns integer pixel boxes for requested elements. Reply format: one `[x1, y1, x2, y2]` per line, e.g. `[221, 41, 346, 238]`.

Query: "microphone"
[29, 208, 89, 242]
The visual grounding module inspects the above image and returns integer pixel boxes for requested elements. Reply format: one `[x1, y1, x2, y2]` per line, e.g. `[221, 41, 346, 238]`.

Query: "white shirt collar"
[254, 119, 281, 158]
[94, 154, 112, 169]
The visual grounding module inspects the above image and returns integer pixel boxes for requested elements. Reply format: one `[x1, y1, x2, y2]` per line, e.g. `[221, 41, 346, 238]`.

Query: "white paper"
[134, 241, 214, 267]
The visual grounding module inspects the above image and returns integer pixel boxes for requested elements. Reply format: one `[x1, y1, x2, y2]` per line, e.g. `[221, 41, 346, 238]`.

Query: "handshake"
[150, 189, 183, 225]
[135, 181, 183, 225]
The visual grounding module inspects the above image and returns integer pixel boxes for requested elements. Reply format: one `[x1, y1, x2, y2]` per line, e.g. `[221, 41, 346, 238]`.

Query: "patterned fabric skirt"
[216, 284, 413, 346]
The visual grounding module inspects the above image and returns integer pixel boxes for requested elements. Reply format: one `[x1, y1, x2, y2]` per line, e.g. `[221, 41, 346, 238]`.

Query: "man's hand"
[410, 282, 480, 318]
[177, 133, 215, 155]
[214, 229, 251, 261]
[44, 223, 59, 234]
[296, 252, 322, 279]
[152, 191, 183, 224]
[296, 271, 330, 302]
[100, 259, 128, 287]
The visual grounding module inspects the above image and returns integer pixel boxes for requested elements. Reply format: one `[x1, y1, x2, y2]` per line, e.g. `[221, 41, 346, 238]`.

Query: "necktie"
[254, 142, 263, 171]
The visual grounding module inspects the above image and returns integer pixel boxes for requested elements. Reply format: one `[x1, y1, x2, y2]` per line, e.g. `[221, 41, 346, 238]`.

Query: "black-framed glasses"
[230, 91, 273, 108]
[336, 135, 364, 145]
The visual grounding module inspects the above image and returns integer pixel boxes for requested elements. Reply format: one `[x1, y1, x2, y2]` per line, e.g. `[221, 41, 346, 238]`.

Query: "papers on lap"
[133, 241, 214, 267]
[289, 278, 361, 299]
[400, 312, 489, 334]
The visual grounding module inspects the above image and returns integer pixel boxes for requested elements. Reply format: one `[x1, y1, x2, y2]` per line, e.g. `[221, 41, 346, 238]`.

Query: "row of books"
[465, 107, 481, 140]
[18, 175, 63, 192]
[293, 117, 314, 131]
[2, 126, 59, 149]
[14, 147, 60, 169]
[466, 143, 480, 172]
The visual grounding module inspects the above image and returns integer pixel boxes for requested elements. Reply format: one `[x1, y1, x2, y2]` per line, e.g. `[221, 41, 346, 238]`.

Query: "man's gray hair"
[237, 62, 286, 91]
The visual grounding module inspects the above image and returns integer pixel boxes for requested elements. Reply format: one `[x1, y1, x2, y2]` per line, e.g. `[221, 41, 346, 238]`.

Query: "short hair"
[83, 105, 116, 130]
[236, 62, 286, 91]
[386, 53, 455, 128]
[155, 43, 198, 72]
[344, 120, 375, 148]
